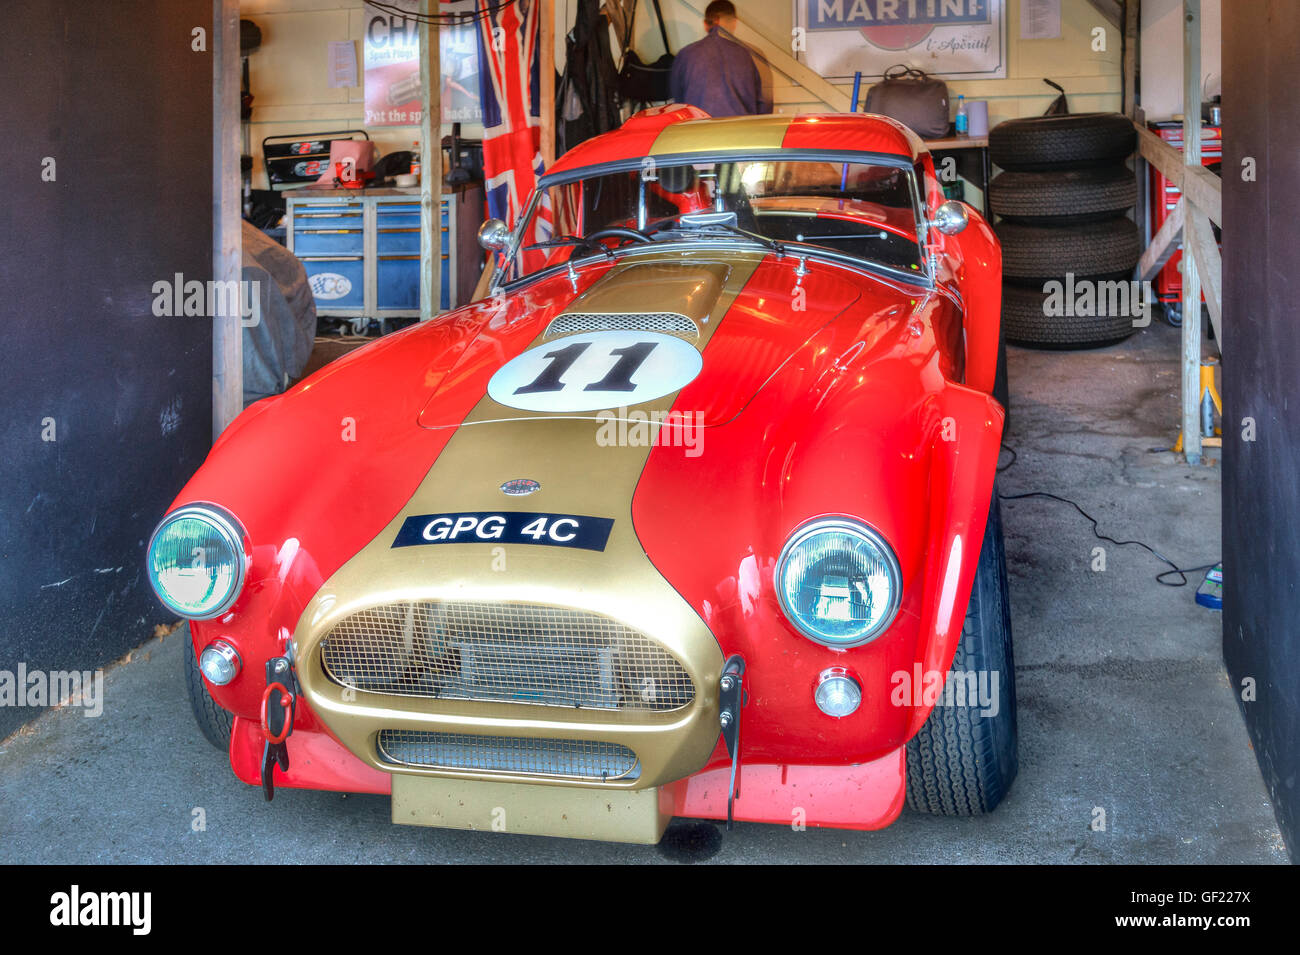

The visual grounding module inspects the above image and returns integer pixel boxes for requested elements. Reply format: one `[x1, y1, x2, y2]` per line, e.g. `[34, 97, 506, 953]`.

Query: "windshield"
[502, 155, 927, 284]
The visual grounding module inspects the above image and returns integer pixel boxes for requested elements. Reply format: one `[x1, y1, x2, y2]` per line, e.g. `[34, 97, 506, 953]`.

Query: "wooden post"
[419, 0, 442, 321]
[1181, 0, 1202, 464]
[212, 0, 242, 439]
[540, 0, 556, 168]
[1123, 0, 1139, 118]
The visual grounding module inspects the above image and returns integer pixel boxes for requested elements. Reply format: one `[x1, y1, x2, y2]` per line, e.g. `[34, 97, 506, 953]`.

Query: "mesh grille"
[319, 600, 694, 713]
[544, 312, 698, 339]
[377, 730, 640, 781]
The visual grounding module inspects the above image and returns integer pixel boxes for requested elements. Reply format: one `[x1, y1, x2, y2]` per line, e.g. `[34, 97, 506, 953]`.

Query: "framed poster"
[363, 0, 482, 127]
[794, 0, 1007, 81]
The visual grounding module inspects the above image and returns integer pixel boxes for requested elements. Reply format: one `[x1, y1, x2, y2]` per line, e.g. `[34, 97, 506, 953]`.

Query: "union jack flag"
[475, 0, 552, 244]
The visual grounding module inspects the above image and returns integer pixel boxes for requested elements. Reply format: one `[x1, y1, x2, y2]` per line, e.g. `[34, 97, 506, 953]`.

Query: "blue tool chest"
[285, 186, 483, 318]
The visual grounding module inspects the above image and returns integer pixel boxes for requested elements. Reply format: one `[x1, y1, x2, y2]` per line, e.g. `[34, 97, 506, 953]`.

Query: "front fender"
[635, 291, 1003, 766]
[908, 381, 1004, 735]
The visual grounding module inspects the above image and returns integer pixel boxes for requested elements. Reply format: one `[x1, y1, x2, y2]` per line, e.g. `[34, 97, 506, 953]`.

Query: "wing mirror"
[929, 200, 969, 236]
[477, 218, 512, 252]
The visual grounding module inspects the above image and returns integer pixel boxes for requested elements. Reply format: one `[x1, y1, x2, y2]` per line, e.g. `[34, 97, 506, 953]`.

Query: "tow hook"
[259, 655, 297, 801]
[718, 655, 747, 829]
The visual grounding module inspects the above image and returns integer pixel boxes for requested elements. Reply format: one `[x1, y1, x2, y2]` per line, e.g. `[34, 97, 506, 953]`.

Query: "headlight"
[775, 518, 901, 648]
[146, 505, 247, 619]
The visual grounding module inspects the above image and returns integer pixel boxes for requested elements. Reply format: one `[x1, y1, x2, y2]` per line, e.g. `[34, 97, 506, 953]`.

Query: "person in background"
[669, 1, 773, 118]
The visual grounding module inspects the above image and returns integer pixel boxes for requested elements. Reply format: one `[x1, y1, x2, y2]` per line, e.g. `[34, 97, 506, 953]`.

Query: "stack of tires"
[989, 114, 1140, 349]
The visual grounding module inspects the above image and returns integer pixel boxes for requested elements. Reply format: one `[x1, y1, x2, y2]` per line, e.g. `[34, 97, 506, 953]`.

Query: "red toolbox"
[1148, 121, 1221, 319]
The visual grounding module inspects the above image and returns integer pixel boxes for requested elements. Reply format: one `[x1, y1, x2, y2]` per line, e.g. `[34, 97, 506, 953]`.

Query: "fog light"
[199, 640, 241, 686]
[815, 669, 862, 718]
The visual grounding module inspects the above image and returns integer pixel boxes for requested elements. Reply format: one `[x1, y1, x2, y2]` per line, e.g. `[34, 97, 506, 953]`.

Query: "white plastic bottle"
[955, 95, 968, 135]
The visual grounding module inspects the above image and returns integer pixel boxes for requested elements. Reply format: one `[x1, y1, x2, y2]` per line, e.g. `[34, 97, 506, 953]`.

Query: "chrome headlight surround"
[146, 504, 248, 620]
[774, 517, 902, 649]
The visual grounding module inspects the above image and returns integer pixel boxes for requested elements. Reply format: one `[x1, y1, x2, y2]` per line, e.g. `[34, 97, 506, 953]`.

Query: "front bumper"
[229, 717, 908, 841]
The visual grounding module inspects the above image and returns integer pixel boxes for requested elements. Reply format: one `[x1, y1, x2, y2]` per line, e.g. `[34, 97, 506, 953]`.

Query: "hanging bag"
[618, 0, 674, 105]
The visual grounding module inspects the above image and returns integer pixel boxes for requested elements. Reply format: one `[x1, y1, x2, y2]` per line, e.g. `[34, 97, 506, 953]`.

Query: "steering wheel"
[585, 226, 653, 246]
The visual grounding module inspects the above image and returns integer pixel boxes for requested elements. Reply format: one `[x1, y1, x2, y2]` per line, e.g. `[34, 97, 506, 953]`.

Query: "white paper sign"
[1019, 0, 1061, 40]
[327, 40, 358, 89]
[794, 0, 1007, 81]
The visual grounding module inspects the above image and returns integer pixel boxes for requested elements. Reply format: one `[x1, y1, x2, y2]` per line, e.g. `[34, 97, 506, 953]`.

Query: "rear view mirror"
[930, 200, 969, 236]
[478, 218, 511, 251]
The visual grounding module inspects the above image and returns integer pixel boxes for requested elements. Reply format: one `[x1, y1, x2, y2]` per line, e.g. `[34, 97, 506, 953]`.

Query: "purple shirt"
[669, 26, 772, 118]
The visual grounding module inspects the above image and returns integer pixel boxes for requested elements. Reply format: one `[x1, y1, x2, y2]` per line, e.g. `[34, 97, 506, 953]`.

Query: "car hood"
[415, 250, 924, 429]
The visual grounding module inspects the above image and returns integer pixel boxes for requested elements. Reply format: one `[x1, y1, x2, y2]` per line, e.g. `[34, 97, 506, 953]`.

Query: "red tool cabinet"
[1148, 121, 1222, 319]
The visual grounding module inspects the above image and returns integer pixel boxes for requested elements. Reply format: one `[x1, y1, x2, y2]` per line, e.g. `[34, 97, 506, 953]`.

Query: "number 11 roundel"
[487, 330, 704, 413]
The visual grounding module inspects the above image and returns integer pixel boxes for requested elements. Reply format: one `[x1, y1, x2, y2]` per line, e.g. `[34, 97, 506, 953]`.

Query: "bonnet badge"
[500, 478, 541, 496]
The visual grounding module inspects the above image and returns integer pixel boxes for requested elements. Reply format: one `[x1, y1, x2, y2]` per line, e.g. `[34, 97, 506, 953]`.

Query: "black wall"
[1222, 0, 1300, 858]
[0, 2, 213, 738]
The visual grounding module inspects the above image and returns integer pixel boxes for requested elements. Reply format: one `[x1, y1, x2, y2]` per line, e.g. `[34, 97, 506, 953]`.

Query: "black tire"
[906, 495, 1018, 815]
[1001, 282, 1137, 349]
[997, 218, 1140, 284]
[990, 113, 1136, 171]
[992, 332, 1010, 427]
[183, 629, 234, 750]
[989, 165, 1136, 225]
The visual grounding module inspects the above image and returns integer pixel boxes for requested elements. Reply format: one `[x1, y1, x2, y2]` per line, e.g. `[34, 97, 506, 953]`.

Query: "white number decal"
[487, 330, 703, 413]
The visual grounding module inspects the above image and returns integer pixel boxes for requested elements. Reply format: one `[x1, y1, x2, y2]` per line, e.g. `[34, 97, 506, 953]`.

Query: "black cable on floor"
[996, 445, 1219, 587]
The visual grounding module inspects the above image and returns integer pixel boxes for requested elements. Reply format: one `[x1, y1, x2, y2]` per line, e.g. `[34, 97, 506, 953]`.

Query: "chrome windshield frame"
[492, 149, 934, 293]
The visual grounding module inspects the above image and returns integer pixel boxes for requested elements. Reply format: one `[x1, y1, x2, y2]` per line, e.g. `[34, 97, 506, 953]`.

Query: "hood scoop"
[542, 260, 729, 343]
[544, 311, 699, 339]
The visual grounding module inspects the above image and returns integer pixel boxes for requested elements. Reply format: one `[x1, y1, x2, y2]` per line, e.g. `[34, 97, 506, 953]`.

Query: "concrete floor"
[0, 320, 1286, 863]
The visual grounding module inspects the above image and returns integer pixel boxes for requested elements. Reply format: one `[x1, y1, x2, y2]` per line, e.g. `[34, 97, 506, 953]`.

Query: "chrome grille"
[377, 730, 640, 781]
[320, 600, 694, 713]
[544, 311, 698, 339]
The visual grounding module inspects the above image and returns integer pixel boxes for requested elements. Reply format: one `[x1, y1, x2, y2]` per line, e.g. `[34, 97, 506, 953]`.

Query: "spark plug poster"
[795, 0, 1006, 80]
[363, 1, 482, 127]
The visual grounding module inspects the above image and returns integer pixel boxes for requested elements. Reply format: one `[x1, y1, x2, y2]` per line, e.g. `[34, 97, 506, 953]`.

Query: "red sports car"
[149, 107, 1013, 843]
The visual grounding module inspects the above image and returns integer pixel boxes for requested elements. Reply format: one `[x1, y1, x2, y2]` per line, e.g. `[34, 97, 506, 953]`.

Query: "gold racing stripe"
[649, 114, 792, 156]
[292, 251, 764, 791]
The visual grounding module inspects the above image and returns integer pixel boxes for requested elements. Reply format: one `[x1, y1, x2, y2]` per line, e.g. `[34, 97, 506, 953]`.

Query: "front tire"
[183, 627, 234, 751]
[905, 495, 1018, 815]
[992, 332, 1010, 427]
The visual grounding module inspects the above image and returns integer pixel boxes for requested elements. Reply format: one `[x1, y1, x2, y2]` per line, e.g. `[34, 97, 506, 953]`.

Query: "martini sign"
[796, 0, 1006, 81]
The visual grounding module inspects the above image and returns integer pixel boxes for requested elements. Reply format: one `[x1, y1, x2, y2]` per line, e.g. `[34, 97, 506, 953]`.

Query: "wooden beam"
[1186, 207, 1222, 343]
[1181, 163, 1221, 226]
[1137, 196, 1184, 282]
[470, 260, 494, 303]
[679, 0, 850, 111]
[540, 0, 555, 167]
[1087, 0, 1124, 29]
[1123, 0, 1139, 118]
[212, 0, 241, 439]
[1135, 122, 1221, 225]
[419, 0, 442, 321]
[1181, 0, 1202, 464]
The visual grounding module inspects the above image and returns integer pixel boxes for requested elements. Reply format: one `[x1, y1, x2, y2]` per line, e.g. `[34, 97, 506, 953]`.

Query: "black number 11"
[514, 341, 658, 395]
